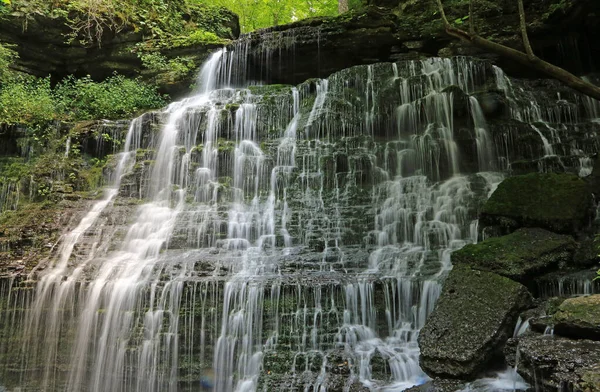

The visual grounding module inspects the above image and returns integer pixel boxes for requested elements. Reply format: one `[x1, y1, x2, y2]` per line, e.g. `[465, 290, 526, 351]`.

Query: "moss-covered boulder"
[480, 173, 594, 234]
[452, 228, 576, 284]
[553, 294, 600, 340]
[516, 334, 600, 392]
[418, 266, 532, 379]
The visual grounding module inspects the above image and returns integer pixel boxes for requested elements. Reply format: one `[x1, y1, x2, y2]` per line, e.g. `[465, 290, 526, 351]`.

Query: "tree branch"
[435, 0, 600, 101]
[517, 0, 535, 60]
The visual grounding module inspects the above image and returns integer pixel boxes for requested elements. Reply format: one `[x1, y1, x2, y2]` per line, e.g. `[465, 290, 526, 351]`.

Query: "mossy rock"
[452, 228, 576, 284]
[480, 173, 594, 234]
[418, 266, 532, 378]
[553, 294, 600, 340]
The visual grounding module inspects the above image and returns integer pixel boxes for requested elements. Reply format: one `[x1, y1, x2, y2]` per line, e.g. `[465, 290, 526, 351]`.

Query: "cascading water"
[1, 48, 599, 392]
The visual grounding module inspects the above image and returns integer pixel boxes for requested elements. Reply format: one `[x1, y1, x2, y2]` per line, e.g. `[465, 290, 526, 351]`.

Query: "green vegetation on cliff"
[6, 0, 238, 44]
[0, 75, 166, 126]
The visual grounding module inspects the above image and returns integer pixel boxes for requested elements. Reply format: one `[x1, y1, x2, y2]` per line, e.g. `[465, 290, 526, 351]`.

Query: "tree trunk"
[434, 0, 600, 101]
[338, 0, 349, 13]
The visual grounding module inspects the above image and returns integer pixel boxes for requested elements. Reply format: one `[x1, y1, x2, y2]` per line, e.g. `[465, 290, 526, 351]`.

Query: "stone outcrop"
[452, 228, 576, 285]
[418, 266, 532, 378]
[480, 173, 595, 235]
[516, 334, 600, 392]
[227, 0, 600, 85]
[0, 6, 239, 97]
[553, 294, 600, 340]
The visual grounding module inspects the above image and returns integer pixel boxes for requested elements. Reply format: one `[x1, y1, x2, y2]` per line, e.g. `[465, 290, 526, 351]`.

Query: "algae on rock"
[480, 173, 594, 234]
[553, 294, 600, 340]
[452, 228, 576, 284]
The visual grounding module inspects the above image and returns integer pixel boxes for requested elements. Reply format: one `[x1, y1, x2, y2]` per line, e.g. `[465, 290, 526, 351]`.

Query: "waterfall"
[469, 96, 496, 171]
[0, 52, 598, 392]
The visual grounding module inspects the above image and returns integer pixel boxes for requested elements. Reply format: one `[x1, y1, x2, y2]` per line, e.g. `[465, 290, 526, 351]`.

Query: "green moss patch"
[452, 228, 575, 283]
[480, 173, 593, 234]
[553, 294, 600, 340]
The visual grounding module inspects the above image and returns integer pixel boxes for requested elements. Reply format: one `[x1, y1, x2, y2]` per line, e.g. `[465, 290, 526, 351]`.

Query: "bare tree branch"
[435, 0, 600, 101]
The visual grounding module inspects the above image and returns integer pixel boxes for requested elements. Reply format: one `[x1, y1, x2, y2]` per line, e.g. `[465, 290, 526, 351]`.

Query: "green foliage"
[54, 74, 167, 121]
[7, 0, 236, 45]
[172, 29, 225, 47]
[139, 52, 197, 83]
[0, 73, 165, 127]
[206, 0, 351, 33]
[0, 77, 55, 126]
[0, 43, 17, 82]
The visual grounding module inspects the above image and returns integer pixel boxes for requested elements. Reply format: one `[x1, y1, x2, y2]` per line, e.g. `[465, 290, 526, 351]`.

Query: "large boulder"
[418, 266, 532, 379]
[553, 294, 600, 340]
[516, 334, 600, 392]
[452, 228, 576, 284]
[480, 173, 594, 235]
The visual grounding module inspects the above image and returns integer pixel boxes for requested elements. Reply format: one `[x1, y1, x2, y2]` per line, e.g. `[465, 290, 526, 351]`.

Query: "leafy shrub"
[54, 74, 167, 121]
[0, 43, 17, 82]
[0, 74, 166, 128]
[0, 77, 55, 126]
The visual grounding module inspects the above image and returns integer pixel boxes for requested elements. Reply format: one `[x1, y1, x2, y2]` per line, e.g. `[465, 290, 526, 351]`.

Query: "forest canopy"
[209, 0, 362, 32]
[1, 0, 364, 37]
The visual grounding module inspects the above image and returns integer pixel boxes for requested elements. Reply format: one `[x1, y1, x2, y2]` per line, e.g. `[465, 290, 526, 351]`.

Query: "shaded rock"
[0, 7, 239, 97]
[404, 378, 465, 392]
[573, 236, 600, 269]
[480, 173, 594, 235]
[516, 334, 600, 392]
[452, 228, 575, 285]
[553, 294, 600, 340]
[419, 266, 532, 379]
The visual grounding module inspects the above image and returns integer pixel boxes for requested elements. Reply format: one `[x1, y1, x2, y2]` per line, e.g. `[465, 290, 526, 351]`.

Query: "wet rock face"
[227, 0, 600, 86]
[480, 173, 595, 235]
[553, 294, 600, 340]
[452, 228, 576, 285]
[418, 266, 532, 379]
[516, 334, 600, 392]
[404, 378, 465, 392]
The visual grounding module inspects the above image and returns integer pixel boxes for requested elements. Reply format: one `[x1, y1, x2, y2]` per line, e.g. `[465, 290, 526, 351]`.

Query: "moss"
[224, 103, 240, 112]
[545, 297, 566, 315]
[248, 84, 292, 97]
[452, 228, 575, 283]
[480, 173, 593, 234]
[553, 294, 600, 339]
[216, 139, 235, 153]
[579, 365, 600, 392]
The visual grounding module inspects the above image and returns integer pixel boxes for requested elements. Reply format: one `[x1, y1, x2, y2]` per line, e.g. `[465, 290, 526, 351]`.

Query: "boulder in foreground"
[419, 266, 532, 378]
